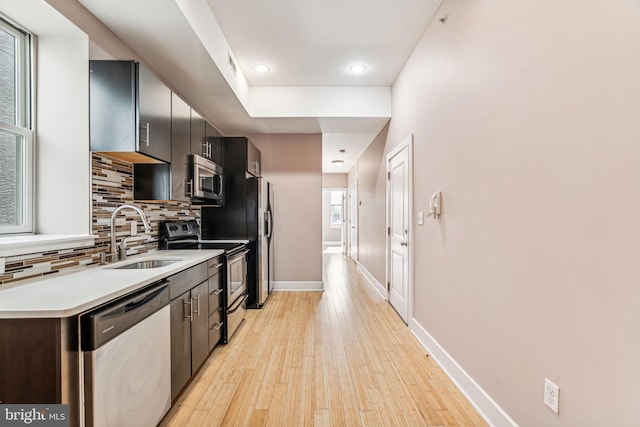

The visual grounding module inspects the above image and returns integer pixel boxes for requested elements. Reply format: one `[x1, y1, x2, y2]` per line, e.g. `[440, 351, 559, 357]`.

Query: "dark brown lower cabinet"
[169, 267, 210, 401]
[207, 256, 224, 350]
[0, 317, 79, 426]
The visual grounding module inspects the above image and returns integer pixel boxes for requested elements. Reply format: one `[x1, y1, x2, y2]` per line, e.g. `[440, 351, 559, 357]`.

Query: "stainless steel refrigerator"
[258, 179, 274, 307]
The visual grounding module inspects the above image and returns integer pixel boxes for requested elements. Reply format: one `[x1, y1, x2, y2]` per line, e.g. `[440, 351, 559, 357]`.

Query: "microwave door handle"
[211, 172, 222, 197]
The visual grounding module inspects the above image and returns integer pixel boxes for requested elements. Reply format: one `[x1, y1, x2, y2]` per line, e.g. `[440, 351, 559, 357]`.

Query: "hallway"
[161, 252, 487, 426]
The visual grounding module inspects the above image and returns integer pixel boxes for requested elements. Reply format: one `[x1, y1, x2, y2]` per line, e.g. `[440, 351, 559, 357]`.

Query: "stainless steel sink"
[111, 259, 180, 270]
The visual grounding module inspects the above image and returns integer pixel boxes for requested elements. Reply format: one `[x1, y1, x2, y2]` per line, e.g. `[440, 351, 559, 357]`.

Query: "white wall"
[36, 36, 90, 235]
[0, 0, 92, 236]
[355, 0, 640, 425]
[249, 134, 323, 283]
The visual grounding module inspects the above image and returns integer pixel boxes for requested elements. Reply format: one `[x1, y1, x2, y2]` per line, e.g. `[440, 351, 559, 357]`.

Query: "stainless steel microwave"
[187, 154, 224, 205]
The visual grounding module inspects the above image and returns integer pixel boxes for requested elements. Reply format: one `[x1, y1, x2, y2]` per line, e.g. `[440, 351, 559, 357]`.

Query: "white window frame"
[0, 16, 35, 235]
[329, 190, 344, 229]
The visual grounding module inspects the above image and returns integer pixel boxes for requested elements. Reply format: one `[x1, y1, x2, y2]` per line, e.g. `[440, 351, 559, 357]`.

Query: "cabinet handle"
[212, 322, 223, 330]
[213, 263, 223, 269]
[193, 294, 200, 316]
[184, 299, 192, 321]
[140, 122, 150, 146]
[185, 179, 193, 197]
[213, 288, 223, 295]
[203, 141, 211, 158]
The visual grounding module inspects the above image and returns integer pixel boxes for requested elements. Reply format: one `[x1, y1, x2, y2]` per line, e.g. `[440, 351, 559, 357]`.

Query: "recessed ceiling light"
[349, 64, 367, 74]
[254, 64, 270, 73]
[332, 160, 345, 167]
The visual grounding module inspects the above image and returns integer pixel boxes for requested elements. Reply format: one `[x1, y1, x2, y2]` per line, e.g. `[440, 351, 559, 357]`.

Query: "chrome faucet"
[109, 204, 152, 262]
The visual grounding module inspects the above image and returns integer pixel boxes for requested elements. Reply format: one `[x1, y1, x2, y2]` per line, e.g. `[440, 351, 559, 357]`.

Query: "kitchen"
[2, 0, 640, 426]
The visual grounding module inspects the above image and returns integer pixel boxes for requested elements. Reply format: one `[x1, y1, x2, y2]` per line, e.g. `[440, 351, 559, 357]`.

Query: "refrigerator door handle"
[265, 210, 273, 238]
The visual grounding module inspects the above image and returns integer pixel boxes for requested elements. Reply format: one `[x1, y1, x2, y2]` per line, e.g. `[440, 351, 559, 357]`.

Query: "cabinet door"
[170, 293, 192, 401]
[247, 138, 261, 176]
[215, 137, 225, 166]
[171, 93, 191, 202]
[205, 121, 219, 139]
[138, 64, 171, 162]
[89, 60, 136, 152]
[190, 109, 207, 158]
[190, 281, 210, 372]
[205, 122, 220, 163]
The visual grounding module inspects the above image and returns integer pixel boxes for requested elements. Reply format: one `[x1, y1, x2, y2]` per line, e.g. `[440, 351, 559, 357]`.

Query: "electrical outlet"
[544, 378, 559, 414]
[130, 220, 137, 236]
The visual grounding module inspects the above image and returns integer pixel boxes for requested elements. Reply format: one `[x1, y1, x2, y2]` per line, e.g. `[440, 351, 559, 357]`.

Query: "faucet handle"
[119, 236, 132, 261]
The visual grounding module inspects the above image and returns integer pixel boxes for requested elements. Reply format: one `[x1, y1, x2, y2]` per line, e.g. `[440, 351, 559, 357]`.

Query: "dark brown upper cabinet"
[89, 60, 171, 164]
[191, 110, 224, 165]
[171, 93, 192, 202]
[224, 136, 261, 177]
[190, 109, 207, 160]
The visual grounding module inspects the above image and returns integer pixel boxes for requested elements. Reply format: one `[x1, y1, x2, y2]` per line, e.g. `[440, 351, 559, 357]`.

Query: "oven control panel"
[160, 220, 200, 241]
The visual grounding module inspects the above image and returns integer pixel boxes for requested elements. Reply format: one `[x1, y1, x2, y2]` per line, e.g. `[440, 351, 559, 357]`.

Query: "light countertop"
[0, 249, 224, 319]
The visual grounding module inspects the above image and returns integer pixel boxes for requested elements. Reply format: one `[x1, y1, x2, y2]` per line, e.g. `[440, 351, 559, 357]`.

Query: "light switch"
[418, 211, 424, 225]
[131, 221, 137, 236]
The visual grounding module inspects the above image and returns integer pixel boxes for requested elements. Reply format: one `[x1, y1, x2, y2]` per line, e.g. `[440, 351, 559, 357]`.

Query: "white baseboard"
[409, 318, 518, 427]
[272, 281, 324, 291]
[356, 262, 387, 300]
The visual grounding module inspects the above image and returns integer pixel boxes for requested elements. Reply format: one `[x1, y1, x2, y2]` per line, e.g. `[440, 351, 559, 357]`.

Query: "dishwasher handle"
[124, 285, 168, 313]
[81, 281, 170, 351]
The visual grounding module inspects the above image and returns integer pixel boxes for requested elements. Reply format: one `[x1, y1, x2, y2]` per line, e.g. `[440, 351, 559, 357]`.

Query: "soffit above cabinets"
[75, 0, 442, 172]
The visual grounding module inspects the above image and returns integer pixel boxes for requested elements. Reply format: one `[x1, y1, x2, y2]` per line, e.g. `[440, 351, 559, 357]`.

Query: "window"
[0, 17, 33, 234]
[330, 191, 344, 227]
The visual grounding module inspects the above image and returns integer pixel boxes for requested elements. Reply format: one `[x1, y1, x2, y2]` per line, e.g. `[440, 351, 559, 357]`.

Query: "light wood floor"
[160, 251, 487, 427]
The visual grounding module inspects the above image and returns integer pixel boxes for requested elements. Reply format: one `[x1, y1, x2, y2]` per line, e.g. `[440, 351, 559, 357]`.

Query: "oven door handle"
[228, 249, 250, 262]
[227, 291, 248, 314]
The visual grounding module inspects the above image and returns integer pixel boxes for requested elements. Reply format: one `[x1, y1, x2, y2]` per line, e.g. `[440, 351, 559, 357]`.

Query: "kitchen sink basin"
[111, 259, 180, 270]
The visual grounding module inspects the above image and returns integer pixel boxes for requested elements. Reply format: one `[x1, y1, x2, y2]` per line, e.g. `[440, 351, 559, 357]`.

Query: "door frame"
[323, 187, 347, 253]
[385, 134, 414, 322]
[348, 181, 358, 262]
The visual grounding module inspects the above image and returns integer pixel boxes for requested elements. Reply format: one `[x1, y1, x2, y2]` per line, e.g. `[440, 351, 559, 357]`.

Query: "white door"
[388, 143, 411, 322]
[349, 183, 358, 261]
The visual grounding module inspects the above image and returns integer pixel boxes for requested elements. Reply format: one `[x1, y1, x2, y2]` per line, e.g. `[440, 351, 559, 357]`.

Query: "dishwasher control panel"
[80, 281, 169, 351]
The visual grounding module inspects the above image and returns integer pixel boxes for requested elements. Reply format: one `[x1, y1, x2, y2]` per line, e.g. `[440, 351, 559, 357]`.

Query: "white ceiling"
[208, 0, 439, 87]
[76, 0, 442, 172]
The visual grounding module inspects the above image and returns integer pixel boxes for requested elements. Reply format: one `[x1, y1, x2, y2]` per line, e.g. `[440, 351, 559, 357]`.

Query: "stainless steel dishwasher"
[81, 281, 171, 427]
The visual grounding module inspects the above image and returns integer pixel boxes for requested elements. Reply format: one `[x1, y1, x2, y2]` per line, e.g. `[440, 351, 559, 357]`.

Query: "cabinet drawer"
[167, 262, 208, 300]
[208, 272, 222, 293]
[208, 282, 223, 314]
[207, 257, 223, 277]
[208, 309, 223, 351]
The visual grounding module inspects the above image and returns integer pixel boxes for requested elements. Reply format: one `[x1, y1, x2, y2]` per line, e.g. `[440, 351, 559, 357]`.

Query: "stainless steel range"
[160, 220, 248, 342]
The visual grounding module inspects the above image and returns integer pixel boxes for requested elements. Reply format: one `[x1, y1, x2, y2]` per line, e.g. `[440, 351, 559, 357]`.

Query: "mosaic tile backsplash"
[0, 153, 201, 285]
